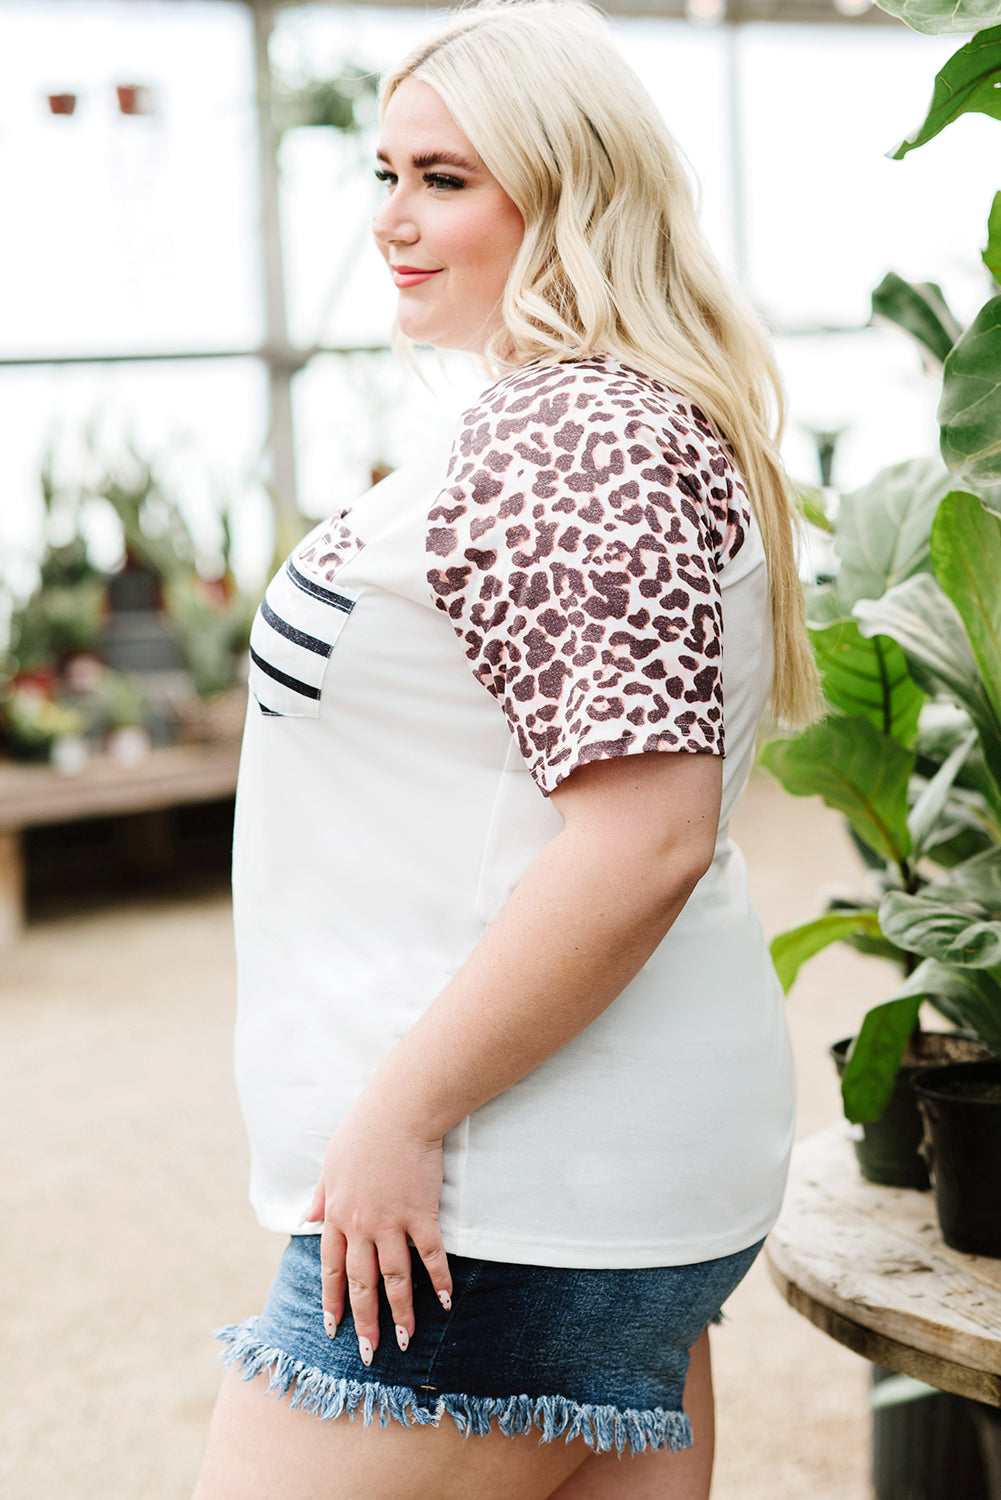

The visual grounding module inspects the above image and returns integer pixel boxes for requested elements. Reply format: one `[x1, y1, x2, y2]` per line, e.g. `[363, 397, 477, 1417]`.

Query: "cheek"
[448, 202, 524, 283]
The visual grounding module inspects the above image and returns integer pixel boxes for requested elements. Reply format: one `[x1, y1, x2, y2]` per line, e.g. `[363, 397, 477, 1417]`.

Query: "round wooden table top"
[766, 1126, 1001, 1408]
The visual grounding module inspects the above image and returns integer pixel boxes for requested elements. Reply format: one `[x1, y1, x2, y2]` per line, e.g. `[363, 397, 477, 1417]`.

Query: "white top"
[231, 355, 795, 1269]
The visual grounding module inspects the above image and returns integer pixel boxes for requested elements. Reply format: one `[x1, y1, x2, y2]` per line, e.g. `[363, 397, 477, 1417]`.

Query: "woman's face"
[372, 78, 525, 354]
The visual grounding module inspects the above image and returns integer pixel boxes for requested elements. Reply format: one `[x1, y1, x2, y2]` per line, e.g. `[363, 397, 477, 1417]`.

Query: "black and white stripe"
[247, 560, 358, 717]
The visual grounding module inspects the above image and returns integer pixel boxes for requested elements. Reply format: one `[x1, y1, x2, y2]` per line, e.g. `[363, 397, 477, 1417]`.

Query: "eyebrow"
[375, 148, 479, 172]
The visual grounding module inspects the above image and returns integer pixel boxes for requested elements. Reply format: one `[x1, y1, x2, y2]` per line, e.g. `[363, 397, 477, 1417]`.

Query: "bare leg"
[193, 1328, 713, 1500]
[549, 1327, 715, 1500]
[192, 1364, 590, 1500]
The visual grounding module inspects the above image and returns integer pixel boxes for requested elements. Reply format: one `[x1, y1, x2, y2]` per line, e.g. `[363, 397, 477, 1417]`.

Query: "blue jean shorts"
[215, 1234, 763, 1456]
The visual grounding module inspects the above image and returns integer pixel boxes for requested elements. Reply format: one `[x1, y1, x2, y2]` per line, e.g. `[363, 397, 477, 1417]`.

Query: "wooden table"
[768, 1126, 1001, 1491]
[0, 742, 240, 946]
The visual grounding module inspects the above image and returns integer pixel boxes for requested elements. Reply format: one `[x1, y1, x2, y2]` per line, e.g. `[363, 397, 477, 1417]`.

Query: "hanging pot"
[116, 84, 155, 117]
[913, 1061, 1001, 1258]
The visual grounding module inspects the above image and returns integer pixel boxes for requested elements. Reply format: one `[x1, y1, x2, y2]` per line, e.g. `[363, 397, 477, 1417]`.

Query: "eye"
[424, 172, 465, 191]
[374, 168, 397, 187]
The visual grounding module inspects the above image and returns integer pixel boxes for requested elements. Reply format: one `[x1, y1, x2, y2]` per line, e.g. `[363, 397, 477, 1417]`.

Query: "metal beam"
[26, 0, 905, 24]
[252, 2, 300, 518]
[0, 346, 391, 368]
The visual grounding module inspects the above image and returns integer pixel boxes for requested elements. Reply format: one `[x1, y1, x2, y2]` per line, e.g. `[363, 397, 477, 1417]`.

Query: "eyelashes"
[374, 169, 465, 192]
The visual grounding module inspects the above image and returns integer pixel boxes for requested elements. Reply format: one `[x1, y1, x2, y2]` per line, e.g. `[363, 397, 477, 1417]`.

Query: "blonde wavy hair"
[382, 0, 820, 729]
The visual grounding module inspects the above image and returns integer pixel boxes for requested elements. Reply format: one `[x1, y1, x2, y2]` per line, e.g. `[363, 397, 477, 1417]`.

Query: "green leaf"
[890, 27, 1001, 158]
[939, 296, 1001, 485]
[924, 823, 995, 866]
[924, 845, 1001, 912]
[879, 889, 1001, 967]
[841, 994, 923, 1123]
[984, 191, 1001, 285]
[841, 929, 913, 966]
[855, 572, 1001, 808]
[835, 458, 954, 609]
[810, 619, 924, 743]
[932, 493, 1001, 731]
[770, 909, 882, 994]
[875, 0, 1001, 35]
[871, 272, 963, 365]
[760, 717, 914, 868]
[796, 485, 835, 534]
[908, 728, 978, 858]
[877, 956, 1001, 1054]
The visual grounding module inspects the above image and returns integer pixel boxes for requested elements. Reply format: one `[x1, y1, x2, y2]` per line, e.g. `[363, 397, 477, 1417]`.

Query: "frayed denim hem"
[214, 1317, 694, 1457]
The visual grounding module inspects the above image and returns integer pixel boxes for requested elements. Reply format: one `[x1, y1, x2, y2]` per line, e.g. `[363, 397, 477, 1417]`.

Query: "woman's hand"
[304, 1097, 452, 1367]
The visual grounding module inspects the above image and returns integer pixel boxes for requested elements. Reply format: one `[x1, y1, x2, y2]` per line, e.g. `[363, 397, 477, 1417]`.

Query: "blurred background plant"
[761, 0, 1001, 1124]
[1, 436, 258, 765]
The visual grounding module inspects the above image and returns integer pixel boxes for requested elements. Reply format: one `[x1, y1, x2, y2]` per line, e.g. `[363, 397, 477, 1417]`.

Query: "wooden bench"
[0, 741, 241, 946]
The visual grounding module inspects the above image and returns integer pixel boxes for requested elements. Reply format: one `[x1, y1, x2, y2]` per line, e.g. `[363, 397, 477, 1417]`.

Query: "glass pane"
[1, 359, 272, 597]
[739, 24, 998, 330]
[0, 0, 261, 356]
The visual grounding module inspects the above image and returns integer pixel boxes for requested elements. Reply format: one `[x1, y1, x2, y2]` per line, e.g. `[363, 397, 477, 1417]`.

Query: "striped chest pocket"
[248, 559, 358, 718]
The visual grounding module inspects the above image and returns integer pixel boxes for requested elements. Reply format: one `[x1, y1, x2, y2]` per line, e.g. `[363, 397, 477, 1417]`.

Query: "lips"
[391, 265, 443, 288]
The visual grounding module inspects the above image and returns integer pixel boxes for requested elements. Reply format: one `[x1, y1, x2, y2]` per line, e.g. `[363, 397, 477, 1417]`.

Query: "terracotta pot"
[47, 93, 77, 116]
[116, 84, 154, 117]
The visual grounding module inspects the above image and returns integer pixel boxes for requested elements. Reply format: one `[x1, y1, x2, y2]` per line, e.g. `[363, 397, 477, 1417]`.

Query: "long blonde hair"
[382, 0, 820, 729]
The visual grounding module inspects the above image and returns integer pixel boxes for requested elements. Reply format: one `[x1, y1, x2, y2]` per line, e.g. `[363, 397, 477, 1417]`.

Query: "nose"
[372, 191, 418, 250]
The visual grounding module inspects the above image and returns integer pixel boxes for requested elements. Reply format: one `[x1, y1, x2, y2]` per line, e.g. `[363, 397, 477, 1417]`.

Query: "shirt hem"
[436, 1214, 779, 1269]
[262, 1203, 781, 1269]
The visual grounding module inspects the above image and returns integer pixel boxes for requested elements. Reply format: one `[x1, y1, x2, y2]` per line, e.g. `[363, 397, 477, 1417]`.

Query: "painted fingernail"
[323, 1311, 338, 1339]
[358, 1335, 373, 1366]
[395, 1324, 409, 1351]
[437, 1289, 452, 1311]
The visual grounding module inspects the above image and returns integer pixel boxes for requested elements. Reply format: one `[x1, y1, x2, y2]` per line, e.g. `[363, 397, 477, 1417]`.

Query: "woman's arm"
[307, 747, 722, 1363]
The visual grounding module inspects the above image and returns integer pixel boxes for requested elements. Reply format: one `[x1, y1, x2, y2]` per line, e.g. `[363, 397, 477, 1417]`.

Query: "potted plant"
[761, 463, 998, 1186]
[763, 0, 1001, 1241]
[0, 683, 86, 766]
[115, 84, 155, 118]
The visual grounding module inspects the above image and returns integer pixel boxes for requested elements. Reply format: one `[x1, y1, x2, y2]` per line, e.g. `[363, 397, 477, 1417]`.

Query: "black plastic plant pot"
[913, 1061, 1001, 1258]
[830, 1033, 991, 1192]
[831, 1038, 930, 1190]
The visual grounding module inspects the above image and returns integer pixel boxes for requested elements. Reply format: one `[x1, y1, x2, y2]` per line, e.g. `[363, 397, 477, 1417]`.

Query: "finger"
[319, 1220, 347, 1340]
[376, 1234, 415, 1351]
[345, 1237, 382, 1366]
[304, 1179, 325, 1225]
[413, 1231, 452, 1312]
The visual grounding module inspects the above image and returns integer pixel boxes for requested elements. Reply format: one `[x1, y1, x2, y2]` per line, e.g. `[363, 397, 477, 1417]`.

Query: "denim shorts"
[215, 1234, 763, 1456]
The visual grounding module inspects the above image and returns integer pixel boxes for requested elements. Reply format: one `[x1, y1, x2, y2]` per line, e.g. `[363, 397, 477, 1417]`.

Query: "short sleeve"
[426, 358, 750, 795]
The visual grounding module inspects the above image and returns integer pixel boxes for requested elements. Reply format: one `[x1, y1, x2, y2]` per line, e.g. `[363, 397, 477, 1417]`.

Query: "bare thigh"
[192, 1365, 588, 1500]
[550, 1329, 715, 1500]
[193, 1330, 714, 1500]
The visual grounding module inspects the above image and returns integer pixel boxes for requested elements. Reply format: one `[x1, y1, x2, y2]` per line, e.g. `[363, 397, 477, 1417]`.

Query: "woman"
[194, 4, 818, 1496]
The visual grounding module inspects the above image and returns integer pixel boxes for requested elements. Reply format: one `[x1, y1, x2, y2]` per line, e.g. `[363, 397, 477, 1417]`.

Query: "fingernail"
[358, 1335, 373, 1366]
[437, 1289, 452, 1311]
[395, 1324, 409, 1351]
[323, 1311, 338, 1339]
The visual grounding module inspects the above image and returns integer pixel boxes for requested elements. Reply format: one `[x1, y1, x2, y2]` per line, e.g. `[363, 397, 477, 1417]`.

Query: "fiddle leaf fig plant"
[766, 485, 1001, 1121]
[889, 25, 1001, 158]
[983, 191, 1001, 282]
[870, 272, 963, 367]
[875, 0, 1001, 33]
[763, 0, 1001, 1116]
[938, 297, 1001, 484]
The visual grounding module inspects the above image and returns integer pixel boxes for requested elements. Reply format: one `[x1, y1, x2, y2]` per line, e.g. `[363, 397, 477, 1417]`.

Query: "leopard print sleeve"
[426, 356, 751, 795]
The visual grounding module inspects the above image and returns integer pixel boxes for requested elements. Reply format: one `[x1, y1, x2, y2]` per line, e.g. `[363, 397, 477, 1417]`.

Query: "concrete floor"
[0, 770, 894, 1498]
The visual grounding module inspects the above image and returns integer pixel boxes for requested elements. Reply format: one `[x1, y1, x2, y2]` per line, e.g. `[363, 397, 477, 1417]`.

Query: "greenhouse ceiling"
[35, 0, 903, 25]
